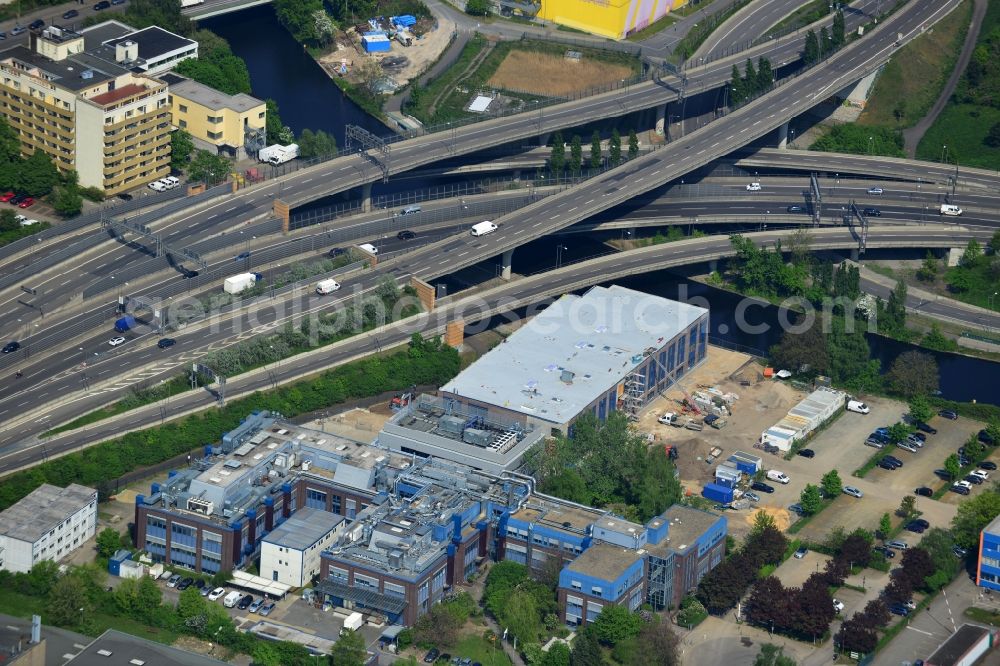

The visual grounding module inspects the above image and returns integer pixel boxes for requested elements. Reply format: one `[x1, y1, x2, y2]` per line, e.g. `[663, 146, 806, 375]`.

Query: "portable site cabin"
[362, 32, 391, 53]
[714, 463, 741, 488]
[728, 451, 762, 475]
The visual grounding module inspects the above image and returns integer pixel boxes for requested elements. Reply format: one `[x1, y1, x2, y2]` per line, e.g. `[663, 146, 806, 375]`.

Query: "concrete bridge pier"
[850, 248, 860, 261]
[777, 122, 789, 149]
[500, 249, 514, 281]
[361, 182, 373, 212]
[708, 259, 718, 273]
[655, 104, 667, 138]
[539, 132, 551, 148]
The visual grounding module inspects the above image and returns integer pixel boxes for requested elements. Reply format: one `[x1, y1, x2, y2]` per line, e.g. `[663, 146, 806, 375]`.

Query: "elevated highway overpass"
[0, 223, 992, 473]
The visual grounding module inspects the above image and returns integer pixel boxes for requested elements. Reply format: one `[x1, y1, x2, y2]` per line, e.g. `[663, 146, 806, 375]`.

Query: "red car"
[18, 197, 35, 209]
[0, 192, 15, 202]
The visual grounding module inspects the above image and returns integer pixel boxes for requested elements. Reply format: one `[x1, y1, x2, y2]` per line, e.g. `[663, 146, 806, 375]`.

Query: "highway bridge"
[0, 224, 990, 474]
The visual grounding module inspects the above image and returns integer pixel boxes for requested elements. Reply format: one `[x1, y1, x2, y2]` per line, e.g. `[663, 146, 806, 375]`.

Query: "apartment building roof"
[160, 73, 262, 112]
[0, 483, 95, 543]
[441, 285, 708, 425]
[104, 26, 195, 59]
[79, 20, 134, 50]
[0, 45, 119, 91]
[90, 82, 148, 105]
[564, 542, 643, 580]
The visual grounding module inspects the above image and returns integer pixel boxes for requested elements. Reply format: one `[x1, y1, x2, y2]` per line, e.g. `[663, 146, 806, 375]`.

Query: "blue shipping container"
[702, 483, 734, 504]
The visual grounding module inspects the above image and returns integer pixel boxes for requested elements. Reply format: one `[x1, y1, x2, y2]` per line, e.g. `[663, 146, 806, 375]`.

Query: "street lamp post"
[990, 292, 998, 310]
[868, 136, 874, 155]
[556, 244, 567, 268]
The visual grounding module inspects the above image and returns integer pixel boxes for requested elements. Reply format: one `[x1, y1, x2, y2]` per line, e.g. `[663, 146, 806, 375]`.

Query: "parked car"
[964, 474, 984, 486]
[237, 595, 254, 610]
[887, 540, 909, 550]
[980, 461, 998, 471]
[972, 469, 990, 481]
[876, 459, 897, 471]
[166, 574, 181, 588]
[889, 604, 910, 617]
[18, 196, 35, 209]
[911, 519, 930, 529]
[842, 486, 864, 498]
[259, 602, 275, 616]
[905, 521, 927, 534]
[914, 487, 933, 497]
[62, 9, 80, 19]
[979, 429, 996, 445]
[93, 1, 111, 10]
[951, 482, 972, 495]
[9, 194, 27, 205]
[794, 546, 808, 559]
[177, 577, 193, 590]
[208, 587, 226, 601]
[915, 422, 937, 434]
[9, 25, 26, 36]
[873, 545, 896, 559]
[751, 481, 775, 494]
[833, 598, 845, 613]
[117, 192, 133, 201]
[2, 341, 20, 354]
[939, 409, 959, 420]
[883, 455, 903, 467]
[788, 503, 804, 515]
[744, 491, 761, 502]
[28, 19, 44, 30]
[327, 247, 346, 258]
[867, 187, 884, 195]
[935, 468, 953, 480]
[248, 598, 264, 613]
[953, 546, 969, 558]
[865, 437, 885, 449]
[194, 580, 206, 590]
[797, 448, 815, 458]
[911, 432, 927, 442]
[423, 649, 440, 664]
[0, 192, 15, 202]
[897, 441, 918, 453]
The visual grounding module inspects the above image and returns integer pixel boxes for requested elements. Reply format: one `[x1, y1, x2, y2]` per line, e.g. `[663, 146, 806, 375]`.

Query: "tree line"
[802, 10, 847, 66]
[548, 129, 640, 177]
[728, 57, 774, 108]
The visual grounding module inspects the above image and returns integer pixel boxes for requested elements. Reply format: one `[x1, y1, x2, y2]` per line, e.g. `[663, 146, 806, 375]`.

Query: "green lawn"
[917, 103, 1000, 169]
[451, 635, 512, 665]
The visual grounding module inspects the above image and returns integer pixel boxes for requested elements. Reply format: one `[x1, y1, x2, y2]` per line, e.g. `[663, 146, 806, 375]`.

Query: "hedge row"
[0, 335, 460, 511]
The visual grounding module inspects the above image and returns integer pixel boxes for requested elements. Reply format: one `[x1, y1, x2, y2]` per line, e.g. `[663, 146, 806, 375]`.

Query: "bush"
[676, 596, 707, 627]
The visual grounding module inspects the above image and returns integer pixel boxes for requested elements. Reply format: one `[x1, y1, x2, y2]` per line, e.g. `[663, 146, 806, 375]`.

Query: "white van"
[358, 243, 378, 255]
[315, 278, 341, 295]
[940, 204, 963, 216]
[846, 400, 870, 414]
[766, 470, 790, 484]
[398, 204, 421, 216]
[470, 221, 498, 237]
[223, 591, 243, 608]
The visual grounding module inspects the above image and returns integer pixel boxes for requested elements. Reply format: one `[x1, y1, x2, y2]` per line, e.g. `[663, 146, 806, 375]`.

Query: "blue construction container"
[702, 483, 734, 504]
[362, 33, 391, 53]
[727, 451, 763, 475]
[108, 549, 132, 576]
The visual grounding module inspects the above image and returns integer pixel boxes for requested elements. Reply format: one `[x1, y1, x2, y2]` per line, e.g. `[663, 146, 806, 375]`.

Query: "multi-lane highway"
[0, 224, 989, 474]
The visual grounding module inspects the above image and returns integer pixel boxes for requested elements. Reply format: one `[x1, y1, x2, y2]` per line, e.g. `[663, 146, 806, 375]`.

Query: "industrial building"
[536, 0, 689, 39]
[80, 21, 198, 76]
[0, 24, 171, 194]
[440, 285, 709, 435]
[160, 73, 266, 159]
[260, 508, 346, 587]
[759, 387, 845, 452]
[923, 624, 995, 666]
[0, 483, 97, 573]
[977, 514, 1000, 591]
[67, 629, 231, 666]
[378, 393, 547, 474]
[135, 411, 727, 628]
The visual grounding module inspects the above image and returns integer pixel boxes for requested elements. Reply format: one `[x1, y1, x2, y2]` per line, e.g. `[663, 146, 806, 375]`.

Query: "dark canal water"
[198, 5, 387, 146]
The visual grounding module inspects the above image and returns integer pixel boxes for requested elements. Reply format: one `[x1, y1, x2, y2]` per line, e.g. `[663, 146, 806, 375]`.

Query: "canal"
[198, 4, 387, 146]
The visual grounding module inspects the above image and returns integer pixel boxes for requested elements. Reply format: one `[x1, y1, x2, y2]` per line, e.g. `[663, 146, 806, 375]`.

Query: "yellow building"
[537, 0, 688, 39]
[163, 73, 266, 159]
[0, 27, 171, 195]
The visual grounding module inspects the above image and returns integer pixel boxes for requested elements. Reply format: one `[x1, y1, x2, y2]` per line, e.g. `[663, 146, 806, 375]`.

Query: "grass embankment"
[670, 0, 751, 61]
[917, 0, 1000, 168]
[763, 0, 831, 36]
[858, 0, 971, 129]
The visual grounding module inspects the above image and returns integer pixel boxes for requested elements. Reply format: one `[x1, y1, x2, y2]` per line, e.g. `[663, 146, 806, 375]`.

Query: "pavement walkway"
[902, 0, 987, 157]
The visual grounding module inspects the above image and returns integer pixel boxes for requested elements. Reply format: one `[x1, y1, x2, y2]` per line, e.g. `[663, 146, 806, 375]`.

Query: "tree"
[819, 26, 832, 56]
[96, 528, 122, 559]
[986, 122, 1000, 148]
[881, 279, 908, 334]
[836, 614, 877, 654]
[501, 589, 540, 644]
[897, 495, 917, 518]
[744, 576, 787, 632]
[465, 0, 491, 15]
[571, 628, 605, 666]
[187, 150, 232, 186]
[821, 470, 843, 498]
[46, 574, 90, 627]
[18, 150, 60, 197]
[991, 229, 1000, 254]
[952, 490, 1000, 548]
[590, 131, 602, 170]
[264, 99, 290, 145]
[922, 324, 957, 352]
[754, 643, 796, 666]
[569, 135, 582, 175]
[879, 513, 892, 540]
[861, 599, 891, 628]
[591, 605, 642, 646]
[803, 30, 820, 65]
[961, 239, 983, 267]
[413, 602, 462, 647]
[628, 130, 639, 161]
[945, 453, 962, 484]
[51, 186, 83, 217]
[676, 597, 707, 627]
[800, 484, 823, 515]
[630, 618, 679, 666]
[549, 132, 565, 175]
[751, 510, 776, 535]
[609, 129, 622, 166]
[899, 547, 936, 591]
[329, 629, 367, 666]
[743, 59, 757, 98]
[731, 64, 746, 106]
[170, 129, 194, 172]
[795, 574, 837, 640]
[544, 642, 572, 666]
[840, 533, 872, 568]
[963, 433, 985, 463]
[769, 321, 829, 375]
[756, 57, 773, 93]
[920, 528, 962, 585]
[886, 350, 939, 397]
[909, 396, 933, 425]
[356, 56, 385, 94]
[832, 10, 846, 48]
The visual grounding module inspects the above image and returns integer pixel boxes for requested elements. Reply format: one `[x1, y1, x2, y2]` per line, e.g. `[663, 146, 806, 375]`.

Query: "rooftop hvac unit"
[463, 428, 492, 447]
[187, 497, 214, 515]
[302, 460, 312, 471]
[439, 415, 466, 435]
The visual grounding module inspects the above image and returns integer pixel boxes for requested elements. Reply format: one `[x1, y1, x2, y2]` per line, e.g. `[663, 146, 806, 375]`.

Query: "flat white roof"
[469, 95, 493, 113]
[442, 285, 707, 424]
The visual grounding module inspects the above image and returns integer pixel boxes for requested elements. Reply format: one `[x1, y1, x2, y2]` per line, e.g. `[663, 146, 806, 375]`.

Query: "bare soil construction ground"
[487, 49, 635, 97]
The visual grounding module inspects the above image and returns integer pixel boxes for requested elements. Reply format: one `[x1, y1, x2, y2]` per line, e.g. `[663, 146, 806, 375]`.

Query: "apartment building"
[0, 483, 97, 573]
[161, 73, 266, 159]
[0, 25, 171, 194]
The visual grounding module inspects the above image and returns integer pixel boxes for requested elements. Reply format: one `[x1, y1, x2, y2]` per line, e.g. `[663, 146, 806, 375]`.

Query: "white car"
[846, 400, 870, 414]
[972, 469, 990, 480]
[657, 412, 678, 425]
[358, 242, 378, 255]
[208, 587, 226, 601]
[148, 179, 168, 192]
[746, 182, 762, 191]
[833, 598, 845, 613]
[842, 486, 864, 498]
[162, 176, 180, 189]
[19, 218, 39, 227]
[867, 187, 884, 195]
[108, 336, 126, 346]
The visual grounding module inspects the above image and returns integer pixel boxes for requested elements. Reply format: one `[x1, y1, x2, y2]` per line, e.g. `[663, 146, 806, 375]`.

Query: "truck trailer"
[224, 273, 259, 294]
[114, 315, 136, 333]
[259, 144, 299, 165]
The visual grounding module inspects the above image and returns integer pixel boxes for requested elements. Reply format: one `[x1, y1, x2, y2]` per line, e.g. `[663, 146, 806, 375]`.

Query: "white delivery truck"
[940, 204, 963, 216]
[259, 144, 300, 165]
[766, 470, 790, 484]
[343, 611, 364, 632]
[181, 0, 205, 6]
[316, 278, 341, 295]
[358, 243, 378, 255]
[224, 273, 259, 294]
[223, 591, 243, 608]
[470, 221, 498, 236]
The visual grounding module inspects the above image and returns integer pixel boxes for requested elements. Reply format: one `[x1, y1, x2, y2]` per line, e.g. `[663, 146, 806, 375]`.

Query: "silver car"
[842, 486, 864, 498]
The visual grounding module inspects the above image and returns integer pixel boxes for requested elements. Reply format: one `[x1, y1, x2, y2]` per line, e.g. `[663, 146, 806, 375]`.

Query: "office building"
[0, 25, 171, 194]
[68, 629, 230, 666]
[260, 508, 345, 587]
[977, 514, 1000, 591]
[160, 73, 266, 158]
[537, 0, 689, 39]
[86, 24, 198, 76]
[440, 285, 709, 435]
[0, 483, 97, 573]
